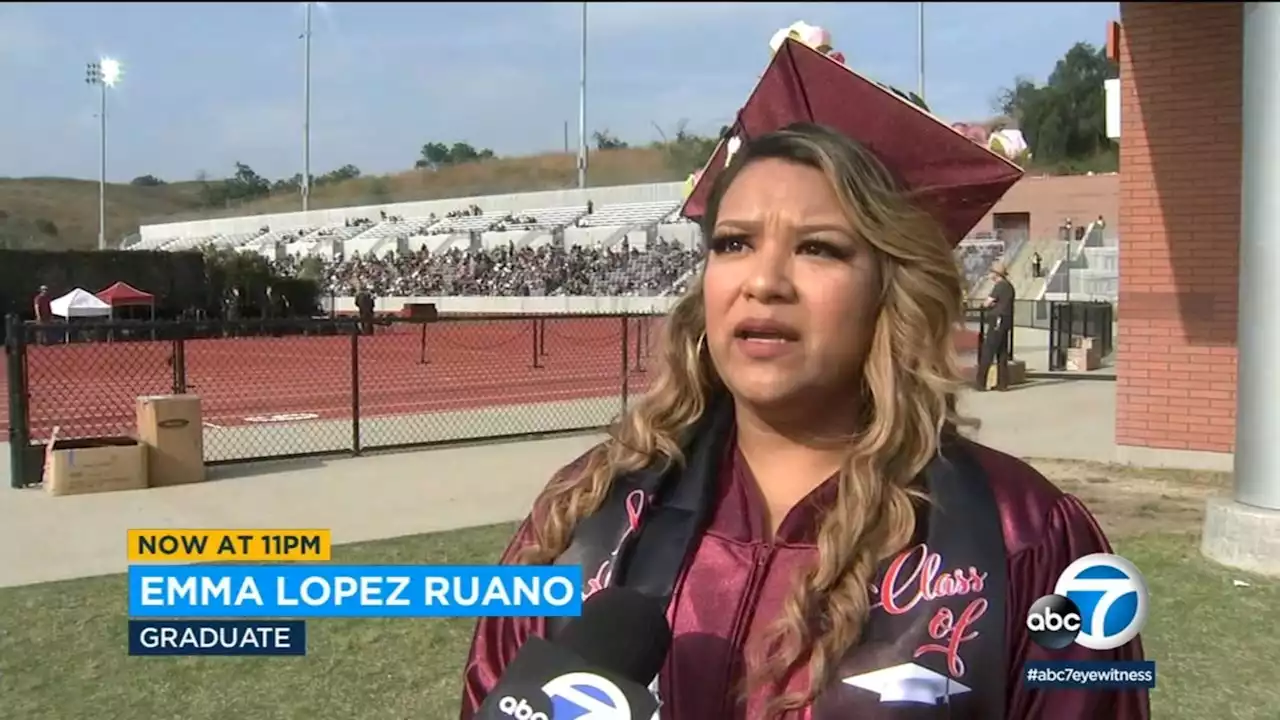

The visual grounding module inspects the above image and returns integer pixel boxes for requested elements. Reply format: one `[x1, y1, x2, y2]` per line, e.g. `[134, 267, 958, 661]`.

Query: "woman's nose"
[742, 237, 796, 303]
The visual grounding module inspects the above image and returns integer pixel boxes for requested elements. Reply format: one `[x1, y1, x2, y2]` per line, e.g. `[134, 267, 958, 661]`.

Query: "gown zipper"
[719, 541, 777, 718]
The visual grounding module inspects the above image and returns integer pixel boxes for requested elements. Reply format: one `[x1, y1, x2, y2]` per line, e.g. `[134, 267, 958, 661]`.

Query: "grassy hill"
[0, 147, 683, 251]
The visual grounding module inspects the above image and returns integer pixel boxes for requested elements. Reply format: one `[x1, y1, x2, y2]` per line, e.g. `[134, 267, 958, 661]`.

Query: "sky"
[0, 2, 1118, 184]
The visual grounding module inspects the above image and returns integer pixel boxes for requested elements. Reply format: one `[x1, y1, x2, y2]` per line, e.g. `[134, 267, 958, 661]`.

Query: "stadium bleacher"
[492, 205, 586, 230]
[132, 190, 1006, 300]
[576, 201, 679, 228]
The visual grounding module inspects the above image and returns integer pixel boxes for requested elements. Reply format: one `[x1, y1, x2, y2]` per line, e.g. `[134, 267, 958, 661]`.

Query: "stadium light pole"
[578, 1, 588, 190]
[302, 1, 313, 213]
[916, 2, 926, 102]
[85, 58, 121, 252]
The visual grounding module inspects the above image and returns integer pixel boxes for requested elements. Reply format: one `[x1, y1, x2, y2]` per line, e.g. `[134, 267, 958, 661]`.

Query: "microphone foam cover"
[557, 587, 672, 684]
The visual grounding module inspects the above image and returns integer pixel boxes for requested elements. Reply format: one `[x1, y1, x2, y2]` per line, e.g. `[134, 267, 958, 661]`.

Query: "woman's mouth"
[732, 320, 800, 359]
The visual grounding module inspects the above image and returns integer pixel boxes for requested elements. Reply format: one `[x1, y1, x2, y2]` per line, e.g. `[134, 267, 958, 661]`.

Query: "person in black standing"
[354, 284, 375, 336]
[976, 260, 1016, 391]
[264, 285, 288, 337]
[223, 287, 241, 338]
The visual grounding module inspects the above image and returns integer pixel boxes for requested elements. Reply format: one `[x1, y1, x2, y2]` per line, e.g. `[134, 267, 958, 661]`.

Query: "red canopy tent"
[96, 282, 156, 319]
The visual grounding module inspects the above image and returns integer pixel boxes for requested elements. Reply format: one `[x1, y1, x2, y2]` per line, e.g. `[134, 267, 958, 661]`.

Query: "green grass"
[0, 523, 516, 720]
[1, 524, 1278, 719]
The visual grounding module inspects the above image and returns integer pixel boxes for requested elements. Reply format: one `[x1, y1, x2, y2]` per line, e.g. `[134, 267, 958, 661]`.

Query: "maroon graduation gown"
[461, 413, 1150, 719]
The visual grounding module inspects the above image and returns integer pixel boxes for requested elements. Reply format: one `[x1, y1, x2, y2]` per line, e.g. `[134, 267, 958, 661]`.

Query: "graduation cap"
[841, 661, 972, 704]
[682, 38, 1024, 247]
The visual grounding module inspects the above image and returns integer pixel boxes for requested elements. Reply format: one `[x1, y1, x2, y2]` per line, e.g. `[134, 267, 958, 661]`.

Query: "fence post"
[1102, 303, 1114, 356]
[350, 322, 362, 457]
[531, 317, 543, 369]
[632, 317, 645, 373]
[5, 314, 30, 488]
[171, 334, 188, 394]
[1047, 302, 1058, 371]
[620, 315, 631, 415]
[418, 322, 430, 365]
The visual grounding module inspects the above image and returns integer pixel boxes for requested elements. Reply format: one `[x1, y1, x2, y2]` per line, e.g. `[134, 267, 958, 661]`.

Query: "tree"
[449, 142, 481, 164]
[199, 162, 271, 208]
[593, 129, 628, 150]
[272, 174, 303, 193]
[416, 142, 451, 169]
[996, 42, 1118, 172]
[653, 120, 720, 176]
[319, 164, 361, 185]
[296, 255, 326, 282]
[228, 162, 270, 200]
[130, 175, 165, 187]
[414, 141, 496, 170]
[202, 244, 273, 297]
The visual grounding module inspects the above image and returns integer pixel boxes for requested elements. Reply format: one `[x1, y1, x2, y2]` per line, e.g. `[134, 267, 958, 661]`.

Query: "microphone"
[476, 587, 671, 720]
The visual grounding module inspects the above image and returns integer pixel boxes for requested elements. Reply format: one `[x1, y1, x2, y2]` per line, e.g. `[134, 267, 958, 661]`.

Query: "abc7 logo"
[1026, 595, 1085, 650]
[498, 695, 550, 720]
[1026, 553, 1149, 651]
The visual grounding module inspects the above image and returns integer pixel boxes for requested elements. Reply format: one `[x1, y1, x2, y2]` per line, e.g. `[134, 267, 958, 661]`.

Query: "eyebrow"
[712, 219, 852, 235]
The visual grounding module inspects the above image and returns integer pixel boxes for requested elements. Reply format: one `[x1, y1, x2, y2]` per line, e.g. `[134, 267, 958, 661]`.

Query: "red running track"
[0, 317, 980, 442]
[0, 316, 658, 441]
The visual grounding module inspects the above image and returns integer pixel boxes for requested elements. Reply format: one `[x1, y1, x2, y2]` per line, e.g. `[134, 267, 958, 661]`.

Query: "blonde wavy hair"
[516, 123, 972, 717]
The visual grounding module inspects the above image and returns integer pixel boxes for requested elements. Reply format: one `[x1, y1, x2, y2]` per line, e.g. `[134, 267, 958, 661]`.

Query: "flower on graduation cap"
[724, 135, 743, 167]
[683, 37, 1024, 247]
[987, 128, 1029, 162]
[769, 22, 928, 114]
[769, 21, 835, 57]
[949, 123, 1031, 162]
[682, 169, 703, 200]
[952, 122, 990, 145]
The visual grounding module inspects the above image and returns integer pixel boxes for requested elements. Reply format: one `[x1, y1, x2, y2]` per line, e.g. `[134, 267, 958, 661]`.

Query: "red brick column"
[1116, 2, 1242, 455]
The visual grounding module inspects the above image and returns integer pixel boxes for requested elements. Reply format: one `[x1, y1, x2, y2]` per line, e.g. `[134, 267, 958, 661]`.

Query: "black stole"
[549, 397, 1008, 718]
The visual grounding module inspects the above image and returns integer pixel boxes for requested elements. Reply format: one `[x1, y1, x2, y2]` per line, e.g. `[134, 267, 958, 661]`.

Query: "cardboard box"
[44, 435, 147, 496]
[1067, 346, 1102, 372]
[136, 395, 206, 487]
[985, 359, 1027, 389]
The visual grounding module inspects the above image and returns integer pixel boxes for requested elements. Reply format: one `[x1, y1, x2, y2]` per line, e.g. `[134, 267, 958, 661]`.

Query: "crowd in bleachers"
[957, 241, 1006, 289]
[267, 234, 1001, 300]
[278, 238, 700, 298]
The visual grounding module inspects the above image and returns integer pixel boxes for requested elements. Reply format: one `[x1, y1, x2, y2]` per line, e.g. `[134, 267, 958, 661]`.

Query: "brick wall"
[1116, 3, 1242, 454]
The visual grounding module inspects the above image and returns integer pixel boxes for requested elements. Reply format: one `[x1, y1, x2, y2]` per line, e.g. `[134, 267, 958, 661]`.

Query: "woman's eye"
[709, 234, 749, 254]
[797, 240, 848, 259]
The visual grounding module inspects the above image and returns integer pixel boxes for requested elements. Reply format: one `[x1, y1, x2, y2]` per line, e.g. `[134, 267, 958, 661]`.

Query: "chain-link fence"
[3, 313, 659, 488]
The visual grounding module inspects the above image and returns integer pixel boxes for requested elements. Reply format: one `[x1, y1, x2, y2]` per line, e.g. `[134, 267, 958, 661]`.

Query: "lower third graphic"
[1022, 661, 1156, 690]
[129, 620, 306, 656]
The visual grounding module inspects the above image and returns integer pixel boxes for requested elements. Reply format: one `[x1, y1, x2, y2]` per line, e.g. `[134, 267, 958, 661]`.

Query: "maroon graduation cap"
[682, 38, 1024, 247]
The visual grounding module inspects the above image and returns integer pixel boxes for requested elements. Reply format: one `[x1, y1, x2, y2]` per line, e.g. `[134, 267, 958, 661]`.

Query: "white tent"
[50, 288, 112, 318]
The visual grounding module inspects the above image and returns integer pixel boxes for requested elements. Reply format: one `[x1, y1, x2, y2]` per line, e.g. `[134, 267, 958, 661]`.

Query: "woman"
[460, 124, 1149, 719]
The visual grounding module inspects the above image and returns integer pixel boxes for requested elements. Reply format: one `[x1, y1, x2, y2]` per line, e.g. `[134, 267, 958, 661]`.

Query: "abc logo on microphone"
[497, 695, 551, 720]
[1026, 553, 1149, 651]
[496, 681, 554, 720]
[497, 672, 632, 720]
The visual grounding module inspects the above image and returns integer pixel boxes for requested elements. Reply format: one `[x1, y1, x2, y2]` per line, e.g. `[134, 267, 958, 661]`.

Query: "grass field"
[0, 147, 680, 251]
[1, 460, 1277, 720]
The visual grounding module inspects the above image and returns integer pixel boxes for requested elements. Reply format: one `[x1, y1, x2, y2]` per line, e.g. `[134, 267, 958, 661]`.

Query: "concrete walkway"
[0, 380, 1117, 589]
